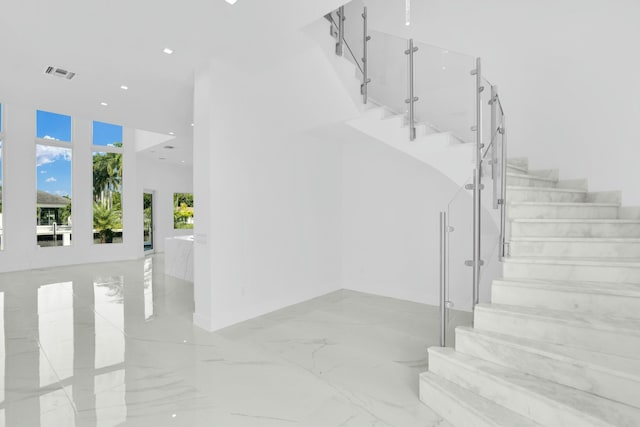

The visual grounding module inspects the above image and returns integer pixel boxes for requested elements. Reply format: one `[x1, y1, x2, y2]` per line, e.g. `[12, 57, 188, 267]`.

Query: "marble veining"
[0, 256, 453, 427]
[164, 235, 194, 282]
[420, 158, 640, 426]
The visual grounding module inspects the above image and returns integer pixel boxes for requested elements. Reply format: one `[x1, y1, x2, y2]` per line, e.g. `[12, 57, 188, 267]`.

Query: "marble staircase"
[420, 159, 640, 426]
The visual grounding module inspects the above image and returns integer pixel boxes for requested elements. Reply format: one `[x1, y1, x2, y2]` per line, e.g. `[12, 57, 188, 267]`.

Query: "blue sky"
[35, 111, 122, 198]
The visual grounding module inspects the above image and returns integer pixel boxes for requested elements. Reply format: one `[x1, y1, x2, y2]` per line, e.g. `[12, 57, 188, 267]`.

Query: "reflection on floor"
[0, 255, 468, 427]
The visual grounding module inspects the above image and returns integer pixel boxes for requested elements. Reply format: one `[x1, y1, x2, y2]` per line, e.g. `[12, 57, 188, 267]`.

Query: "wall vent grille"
[44, 66, 76, 80]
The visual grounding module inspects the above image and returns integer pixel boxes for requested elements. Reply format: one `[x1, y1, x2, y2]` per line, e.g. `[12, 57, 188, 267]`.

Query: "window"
[173, 193, 194, 229]
[36, 110, 72, 248]
[36, 110, 71, 142]
[93, 121, 123, 147]
[93, 121, 123, 244]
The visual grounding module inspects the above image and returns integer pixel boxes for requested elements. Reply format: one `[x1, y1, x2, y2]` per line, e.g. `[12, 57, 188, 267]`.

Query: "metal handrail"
[404, 39, 419, 141]
[324, 3, 508, 346]
[326, 13, 364, 75]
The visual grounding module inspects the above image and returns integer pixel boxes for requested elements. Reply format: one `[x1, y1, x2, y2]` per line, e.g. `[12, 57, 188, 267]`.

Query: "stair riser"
[474, 308, 640, 359]
[508, 189, 586, 203]
[508, 205, 618, 220]
[511, 222, 640, 238]
[419, 377, 498, 427]
[455, 330, 640, 408]
[428, 349, 610, 427]
[509, 240, 640, 258]
[504, 262, 640, 284]
[492, 283, 640, 319]
[507, 176, 557, 188]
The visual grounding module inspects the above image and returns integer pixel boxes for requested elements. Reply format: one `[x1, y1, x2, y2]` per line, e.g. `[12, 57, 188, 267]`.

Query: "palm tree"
[93, 149, 122, 209]
[93, 203, 122, 243]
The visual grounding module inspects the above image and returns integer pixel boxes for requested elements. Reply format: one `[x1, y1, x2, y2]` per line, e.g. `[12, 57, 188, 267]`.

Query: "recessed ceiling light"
[169, 132, 175, 135]
[225, 0, 238, 4]
[100, 102, 108, 106]
[190, 123, 194, 127]
[181, 160, 185, 163]
[120, 85, 129, 90]
[163, 48, 174, 55]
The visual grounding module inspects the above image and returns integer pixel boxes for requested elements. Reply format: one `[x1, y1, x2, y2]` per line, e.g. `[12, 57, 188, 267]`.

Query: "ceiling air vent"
[44, 66, 76, 80]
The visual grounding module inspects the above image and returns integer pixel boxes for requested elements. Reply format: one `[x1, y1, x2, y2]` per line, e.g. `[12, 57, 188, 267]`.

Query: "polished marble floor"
[0, 255, 467, 427]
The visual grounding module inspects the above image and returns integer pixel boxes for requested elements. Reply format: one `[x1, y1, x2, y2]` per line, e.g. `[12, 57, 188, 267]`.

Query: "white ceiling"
[0, 0, 342, 165]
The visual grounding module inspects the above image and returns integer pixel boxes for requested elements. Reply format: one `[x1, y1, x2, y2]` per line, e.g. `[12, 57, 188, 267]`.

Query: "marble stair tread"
[507, 185, 586, 194]
[508, 202, 620, 220]
[474, 303, 640, 339]
[492, 277, 640, 319]
[456, 326, 640, 379]
[493, 277, 640, 298]
[507, 186, 588, 203]
[507, 172, 556, 183]
[510, 218, 640, 238]
[504, 256, 640, 267]
[510, 236, 640, 242]
[512, 218, 640, 224]
[509, 202, 620, 211]
[419, 371, 543, 427]
[454, 327, 640, 408]
[428, 347, 640, 427]
[506, 173, 559, 188]
[508, 237, 640, 258]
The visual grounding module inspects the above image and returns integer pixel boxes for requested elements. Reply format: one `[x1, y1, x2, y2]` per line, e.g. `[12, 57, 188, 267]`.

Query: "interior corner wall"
[136, 156, 193, 253]
[0, 102, 142, 273]
[341, 131, 491, 308]
[363, 0, 640, 204]
[192, 56, 346, 332]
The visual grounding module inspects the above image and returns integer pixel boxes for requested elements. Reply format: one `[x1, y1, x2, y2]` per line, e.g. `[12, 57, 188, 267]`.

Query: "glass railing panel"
[342, 0, 365, 74]
[367, 29, 410, 117]
[444, 177, 474, 346]
[413, 42, 476, 143]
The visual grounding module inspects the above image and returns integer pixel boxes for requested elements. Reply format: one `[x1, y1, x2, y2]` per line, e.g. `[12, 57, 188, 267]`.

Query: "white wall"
[0, 103, 141, 272]
[136, 156, 193, 253]
[192, 33, 356, 331]
[358, 0, 640, 204]
[341, 125, 497, 310]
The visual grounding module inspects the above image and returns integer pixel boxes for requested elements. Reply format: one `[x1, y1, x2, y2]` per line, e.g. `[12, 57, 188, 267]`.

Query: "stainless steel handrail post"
[499, 117, 508, 260]
[404, 39, 419, 141]
[490, 85, 498, 209]
[471, 57, 483, 310]
[336, 6, 345, 56]
[439, 211, 448, 347]
[361, 7, 371, 104]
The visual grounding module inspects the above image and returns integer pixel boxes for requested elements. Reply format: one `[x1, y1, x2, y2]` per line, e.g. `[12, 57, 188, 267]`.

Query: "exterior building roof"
[36, 190, 70, 208]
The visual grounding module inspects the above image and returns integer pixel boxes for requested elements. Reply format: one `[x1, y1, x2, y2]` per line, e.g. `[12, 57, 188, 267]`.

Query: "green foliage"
[173, 193, 194, 229]
[93, 149, 122, 209]
[173, 192, 193, 208]
[60, 201, 72, 225]
[93, 203, 122, 243]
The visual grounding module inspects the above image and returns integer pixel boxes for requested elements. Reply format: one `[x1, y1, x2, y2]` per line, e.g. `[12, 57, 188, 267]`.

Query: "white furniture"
[164, 235, 194, 281]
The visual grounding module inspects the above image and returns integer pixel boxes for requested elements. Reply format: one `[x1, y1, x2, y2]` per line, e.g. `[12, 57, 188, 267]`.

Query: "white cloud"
[45, 177, 57, 182]
[40, 170, 47, 174]
[42, 135, 60, 141]
[36, 145, 71, 167]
